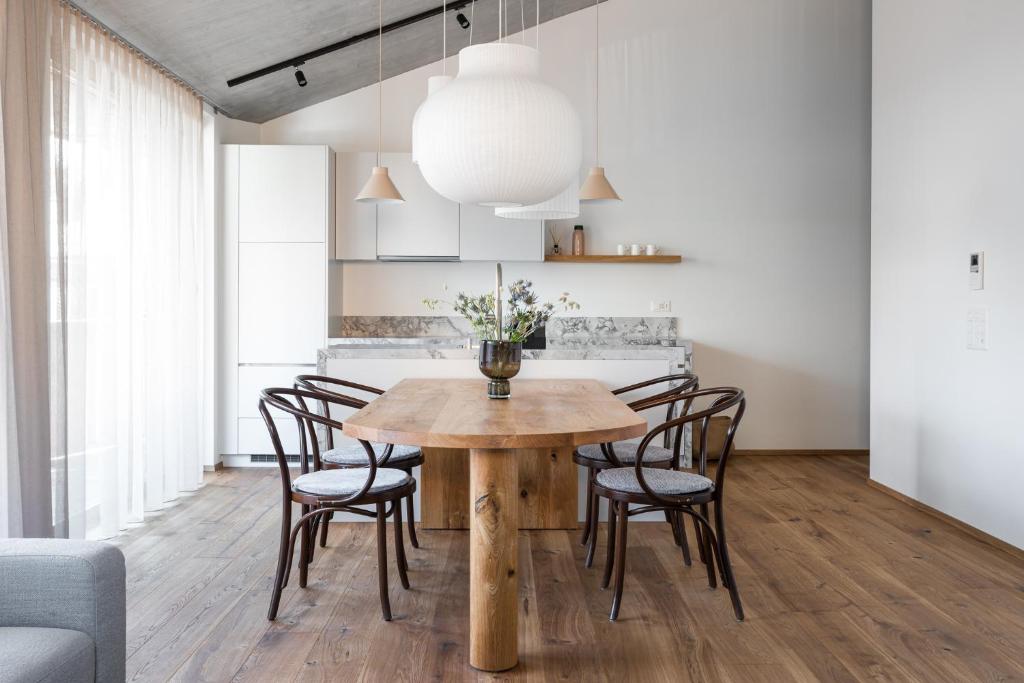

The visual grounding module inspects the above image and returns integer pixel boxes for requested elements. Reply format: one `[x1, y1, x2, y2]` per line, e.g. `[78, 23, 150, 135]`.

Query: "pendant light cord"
[594, 0, 600, 166]
[536, 0, 540, 49]
[442, 1, 447, 74]
[520, 0, 525, 45]
[469, 0, 475, 44]
[377, 0, 383, 166]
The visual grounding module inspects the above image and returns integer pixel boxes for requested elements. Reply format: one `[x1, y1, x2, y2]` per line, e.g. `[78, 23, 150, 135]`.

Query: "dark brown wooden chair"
[592, 386, 746, 622]
[260, 387, 415, 622]
[294, 375, 423, 552]
[574, 374, 699, 568]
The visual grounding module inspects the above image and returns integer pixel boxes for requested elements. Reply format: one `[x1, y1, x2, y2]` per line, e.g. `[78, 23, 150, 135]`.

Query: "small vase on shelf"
[572, 225, 585, 255]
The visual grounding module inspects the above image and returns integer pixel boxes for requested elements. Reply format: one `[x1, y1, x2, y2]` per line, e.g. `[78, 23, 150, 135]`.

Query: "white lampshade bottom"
[479, 201, 523, 208]
[495, 183, 580, 220]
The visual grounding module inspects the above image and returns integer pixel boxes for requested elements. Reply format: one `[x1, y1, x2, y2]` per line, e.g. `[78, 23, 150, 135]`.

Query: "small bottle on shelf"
[572, 225, 585, 256]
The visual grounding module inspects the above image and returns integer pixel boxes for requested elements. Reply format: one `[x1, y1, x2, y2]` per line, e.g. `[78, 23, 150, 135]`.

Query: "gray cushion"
[322, 442, 421, 466]
[577, 442, 674, 464]
[0, 626, 95, 683]
[293, 468, 411, 496]
[596, 467, 713, 496]
[0, 540, 125, 683]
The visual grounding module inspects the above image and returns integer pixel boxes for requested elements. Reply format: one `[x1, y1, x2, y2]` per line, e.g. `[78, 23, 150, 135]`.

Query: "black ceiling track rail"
[226, 0, 474, 88]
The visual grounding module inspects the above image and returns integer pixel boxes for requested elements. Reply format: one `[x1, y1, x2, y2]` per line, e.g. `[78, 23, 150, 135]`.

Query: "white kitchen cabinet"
[459, 203, 544, 261]
[238, 145, 332, 243]
[238, 417, 301, 456]
[238, 242, 326, 364]
[335, 152, 378, 260]
[376, 153, 459, 259]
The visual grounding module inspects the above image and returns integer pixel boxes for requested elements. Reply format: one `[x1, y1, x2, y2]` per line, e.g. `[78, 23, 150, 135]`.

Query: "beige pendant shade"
[356, 0, 404, 203]
[356, 166, 404, 203]
[579, 166, 620, 203]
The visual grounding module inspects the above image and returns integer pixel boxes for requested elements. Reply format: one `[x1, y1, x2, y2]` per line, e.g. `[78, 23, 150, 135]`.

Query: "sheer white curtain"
[49, 0, 207, 539]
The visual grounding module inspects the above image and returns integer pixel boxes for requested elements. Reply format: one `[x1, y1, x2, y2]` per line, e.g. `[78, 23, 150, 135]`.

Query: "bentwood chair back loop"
[618, 373, 699, 451]
[294, 375, 382, 450]
[259, 387, 380, 505]
[630, 387, 745, 507]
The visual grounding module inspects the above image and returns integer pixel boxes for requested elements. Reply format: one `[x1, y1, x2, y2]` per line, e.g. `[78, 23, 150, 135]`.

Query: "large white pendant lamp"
[356, 0, 404, 203]
[580, 0, 621, 203]
[412, 3, 453, 165]
[414, 0, 581, 207]
[493, 2, 580, 221]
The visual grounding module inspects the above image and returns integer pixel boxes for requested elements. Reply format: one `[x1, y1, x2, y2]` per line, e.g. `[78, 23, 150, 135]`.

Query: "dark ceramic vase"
[478, 340, 522, 399]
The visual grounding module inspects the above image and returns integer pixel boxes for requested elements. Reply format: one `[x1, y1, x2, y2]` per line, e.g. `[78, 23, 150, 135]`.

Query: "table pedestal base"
[469, 448, 519, 672]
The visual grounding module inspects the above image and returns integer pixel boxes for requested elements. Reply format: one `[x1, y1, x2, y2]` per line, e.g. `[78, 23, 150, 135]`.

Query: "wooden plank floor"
[112, 456, 1024, 682]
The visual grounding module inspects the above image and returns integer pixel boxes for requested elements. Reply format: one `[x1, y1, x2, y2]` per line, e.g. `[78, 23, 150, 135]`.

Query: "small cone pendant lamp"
[356, 0, 404, 203]
[580, 0, 621, 203]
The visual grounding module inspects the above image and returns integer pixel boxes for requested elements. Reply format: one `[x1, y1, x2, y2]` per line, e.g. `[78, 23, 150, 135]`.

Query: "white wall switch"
[650, 300, 672, 313]
[967, 307, 988, 350]
[969, 251, 984, 290]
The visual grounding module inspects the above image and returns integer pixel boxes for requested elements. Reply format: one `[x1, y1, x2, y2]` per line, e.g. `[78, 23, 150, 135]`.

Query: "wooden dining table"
[342, 378, 647, 672]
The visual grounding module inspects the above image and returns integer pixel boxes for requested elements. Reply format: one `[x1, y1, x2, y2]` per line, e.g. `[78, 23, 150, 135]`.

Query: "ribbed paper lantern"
[494, 183, 579, 220]
[412, 75, 453, 165]
[415, 43, 582, 207]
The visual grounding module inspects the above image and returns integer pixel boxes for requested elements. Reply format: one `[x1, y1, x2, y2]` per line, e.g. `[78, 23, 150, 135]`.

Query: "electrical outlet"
[967, 307, 988, 350]
[650, 300, 672, 313]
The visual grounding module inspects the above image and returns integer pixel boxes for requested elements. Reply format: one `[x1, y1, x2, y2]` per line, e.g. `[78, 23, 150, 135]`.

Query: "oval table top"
[342, 378, 648, 450]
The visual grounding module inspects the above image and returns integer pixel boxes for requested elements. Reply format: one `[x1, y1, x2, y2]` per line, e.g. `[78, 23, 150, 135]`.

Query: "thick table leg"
[469, 448, 519, 672]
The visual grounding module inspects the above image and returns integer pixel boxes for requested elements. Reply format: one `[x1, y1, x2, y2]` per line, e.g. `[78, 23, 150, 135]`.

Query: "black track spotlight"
[294, 66, 307, 87]
[456, 12, 470, 29]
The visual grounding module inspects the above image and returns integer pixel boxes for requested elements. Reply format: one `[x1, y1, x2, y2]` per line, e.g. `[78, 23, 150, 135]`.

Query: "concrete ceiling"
[75, 0, 602, 123]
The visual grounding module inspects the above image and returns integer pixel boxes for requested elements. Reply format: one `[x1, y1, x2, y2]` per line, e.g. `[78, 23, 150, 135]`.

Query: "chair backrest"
[611, 373, 698, 457]
[294, 375, 384, 450]
[259, 387, 381, 503]
[630, 387, 745, 506]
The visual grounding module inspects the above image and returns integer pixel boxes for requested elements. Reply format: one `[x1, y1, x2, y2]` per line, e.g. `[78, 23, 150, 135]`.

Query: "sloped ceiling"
[75, 0, 603, 123]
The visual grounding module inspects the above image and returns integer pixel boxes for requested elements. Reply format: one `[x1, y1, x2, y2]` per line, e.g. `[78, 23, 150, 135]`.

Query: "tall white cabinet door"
[459, 203, 544, 261]
[238, 242, 326, 364]
[376, 153, 459, 259]
[335, 152, 378, 260]
[238, 145, 329, 243]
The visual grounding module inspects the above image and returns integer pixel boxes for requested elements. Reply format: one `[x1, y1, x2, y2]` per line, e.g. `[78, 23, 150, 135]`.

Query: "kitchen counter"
[318, 340, 691, 365]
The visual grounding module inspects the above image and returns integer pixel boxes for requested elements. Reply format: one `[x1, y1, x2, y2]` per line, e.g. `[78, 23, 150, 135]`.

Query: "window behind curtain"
[49, 0, 207, 539]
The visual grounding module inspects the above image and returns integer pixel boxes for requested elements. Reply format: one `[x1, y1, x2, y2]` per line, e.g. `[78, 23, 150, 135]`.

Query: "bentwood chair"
[592, 387, 746, 622]
[260, 387, 415, 622]
[294, 375, 422, 551]
[575, 374, 699, 568]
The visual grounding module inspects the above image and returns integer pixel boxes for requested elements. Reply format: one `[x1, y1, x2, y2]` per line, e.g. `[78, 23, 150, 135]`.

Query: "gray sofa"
[0, 539, 125, 683]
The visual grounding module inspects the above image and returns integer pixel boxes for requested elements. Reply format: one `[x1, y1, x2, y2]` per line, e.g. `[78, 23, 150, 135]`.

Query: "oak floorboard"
[117, 456, 1024, 682]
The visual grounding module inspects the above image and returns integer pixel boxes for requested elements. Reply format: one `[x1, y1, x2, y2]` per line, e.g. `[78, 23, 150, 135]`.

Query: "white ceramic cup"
[630, 244, 642, 256]
[616, 244, 626, 255]
[646, 244, 659, 256]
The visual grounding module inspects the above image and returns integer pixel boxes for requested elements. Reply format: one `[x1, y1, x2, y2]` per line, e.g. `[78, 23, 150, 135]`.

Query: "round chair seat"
[576, 442, 674, 465]
[596, 467, 713, 496]
[293, 468, 411, 497]
[322, 442, 422, 466]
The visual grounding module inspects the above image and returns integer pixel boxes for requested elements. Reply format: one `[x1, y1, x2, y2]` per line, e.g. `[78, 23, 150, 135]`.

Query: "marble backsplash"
[331, 316, 679, 347]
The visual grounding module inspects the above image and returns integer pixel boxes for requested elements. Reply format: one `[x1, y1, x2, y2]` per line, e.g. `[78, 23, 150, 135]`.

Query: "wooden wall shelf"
[544, 254, 682, 264]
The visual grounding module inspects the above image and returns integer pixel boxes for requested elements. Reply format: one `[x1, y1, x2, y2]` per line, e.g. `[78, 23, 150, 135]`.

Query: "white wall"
[872, 1, 1024, 548]
[259, 0, 872, 450]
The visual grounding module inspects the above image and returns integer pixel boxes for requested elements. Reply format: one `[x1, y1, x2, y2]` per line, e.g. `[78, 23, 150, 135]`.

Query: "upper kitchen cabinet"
[238, 145, 333, 243]
[459, 203, 544, 261]
[376, 152, 459, 260]
[335, 152, 378, 260]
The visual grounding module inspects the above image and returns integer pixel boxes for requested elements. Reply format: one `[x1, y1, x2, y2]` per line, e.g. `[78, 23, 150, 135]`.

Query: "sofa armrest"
[0, 539, 126, 683]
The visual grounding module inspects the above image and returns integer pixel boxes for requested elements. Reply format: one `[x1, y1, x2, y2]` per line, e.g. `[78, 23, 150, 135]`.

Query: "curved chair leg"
[318, 510, 332, 548]
[585, 488, 601, 568]
[692, 514, 707, 564]
[665, 509, 682, 546]
[376, 502, 392, 621]
[601, 500, 618, 589]
[674, 512, 692, 566]
[299, 504, 311, 588]
[699, 504, 716, 587]
[267, 498, 293, 620]
[609, 500, 630, 621]
[713, 500, 744, 621]
[394, 499, 410, 589]
[580, 469, 594, 546]
[405, 490, 419, 549]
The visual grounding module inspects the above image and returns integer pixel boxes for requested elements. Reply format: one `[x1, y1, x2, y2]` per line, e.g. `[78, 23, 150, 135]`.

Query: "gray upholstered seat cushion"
[596, 467, 713, 496]
[577, 442, 674, 464]
[321, 442, 421, 466]
[293, 468, 411, 496]
[0, 626, 95, 683]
